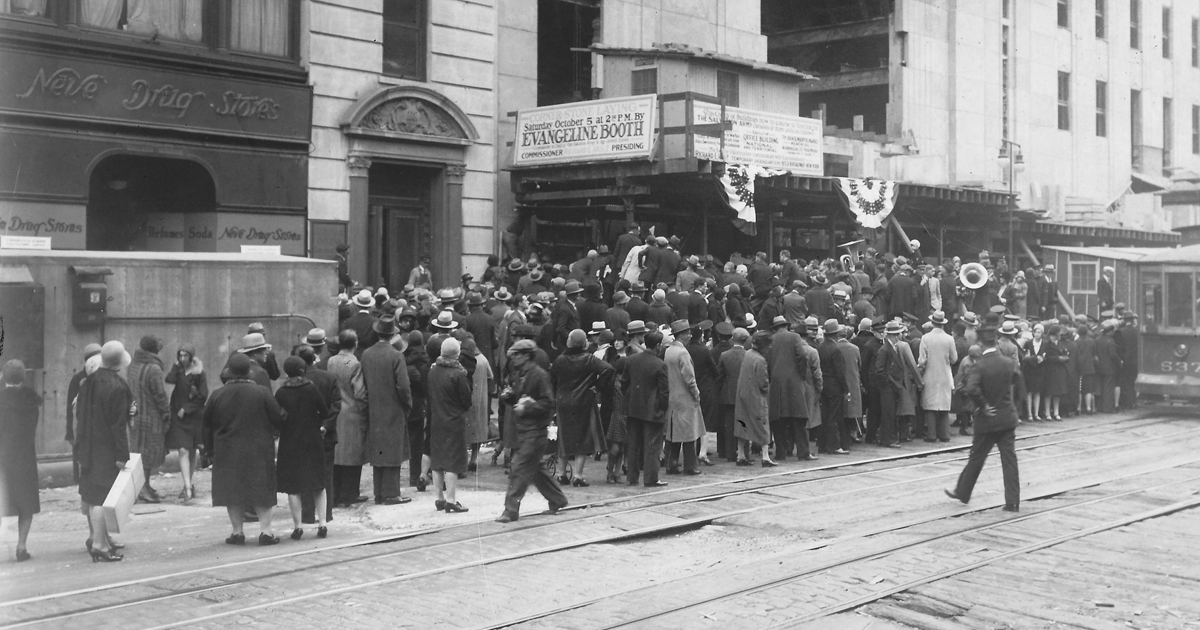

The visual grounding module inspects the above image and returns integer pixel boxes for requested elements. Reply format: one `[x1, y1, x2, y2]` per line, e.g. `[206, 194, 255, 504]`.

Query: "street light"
[998, 140, 1024, 270]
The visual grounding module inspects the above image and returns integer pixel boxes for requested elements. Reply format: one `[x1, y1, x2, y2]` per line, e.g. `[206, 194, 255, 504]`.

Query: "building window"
[1131, 89, 1142, 169]
[1192, 18, 1198, 66]
[1058, 0, 1069, 28]
[1003, 0, 1010, 19]
[1192, 104, 1199, 154]
[1069, 262, 1098, 294]
[80, 0, 203, 43]
[1, 0, 47, 17]
[717, 70, 739, 107]
[1096, 80, 1107, 137]
[230, 0, 290, 56]
[1163, 6, 1171, 58]
[1095, 0, 1105, 38]
[1163, 97, 1173, 172]
[1166, 272, 1195, 329]
[1057, 72, 1071, 131]
[1131, 0, 1140, 48]
[631, 68, 657, 96]
[383, 0, 427, 80]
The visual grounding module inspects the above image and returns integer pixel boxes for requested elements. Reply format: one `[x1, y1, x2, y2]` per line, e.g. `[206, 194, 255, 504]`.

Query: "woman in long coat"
[1, 360, 42, 561]
[552, 329, 615, 486]
[75, 342, 133, 562]
[275, 357, 331, 539]
[734, 332, 773, 466]
[127, 336, 171, 502]
[426, 338, 473, 513]
[1021, 323, 1047, 420]
[165, 343, 207, 501]
[664, 322, 704, 472]
[329, 330, 368, 506]
[403, 330, 431, 491]
[1042, 324, 1070, 420]
[203, 353, 286, 546]
[462, 338, 493, 473]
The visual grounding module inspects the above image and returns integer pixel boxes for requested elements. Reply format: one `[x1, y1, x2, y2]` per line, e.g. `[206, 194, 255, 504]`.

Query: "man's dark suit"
[638, 245, 664, 285]
[817, 337, 847, 452]
[953, 347, 1023, 509]
[1114, 324, 1139, 409]
[886, 272, 918, 319]
[626, 296, 650, 322]
[657, 248, 681, 287]
[340, 310, 378, 359]
[1095, 332, 1122, 412]
[620, 350, 670, 486]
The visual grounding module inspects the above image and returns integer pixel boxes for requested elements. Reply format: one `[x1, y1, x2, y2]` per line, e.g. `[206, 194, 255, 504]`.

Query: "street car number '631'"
[1161, 361, 1200, 372]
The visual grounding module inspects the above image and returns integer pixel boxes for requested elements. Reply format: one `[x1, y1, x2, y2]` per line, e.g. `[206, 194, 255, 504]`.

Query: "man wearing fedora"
[664, 319, 704, 475]
[919, 311, 959, 443]
[463, 292, 498, 369]
[945, 320, 1023, 512]
[767, 315, 818, 461]
[620, 324, 670, 486]
[817, 320, 849, 455]
[874, 321, 922, 447]
[340, 290, 379, 359]
[553, 281, 585, 355]
[221, 332, 274, 389]
[625, 282, 651, 323]
[497, 340, 567, 522]
[425, 311, 460, 365]
[360, 316, 414, 505]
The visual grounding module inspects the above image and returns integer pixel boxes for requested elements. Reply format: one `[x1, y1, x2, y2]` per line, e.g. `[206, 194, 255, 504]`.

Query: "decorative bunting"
[719, 164, 788, 236]
[835, 177, 897, 229]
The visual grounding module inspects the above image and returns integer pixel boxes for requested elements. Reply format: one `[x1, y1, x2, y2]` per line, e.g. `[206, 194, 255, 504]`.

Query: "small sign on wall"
[241, 245, 282, 255]
[0, 235, 51, 250]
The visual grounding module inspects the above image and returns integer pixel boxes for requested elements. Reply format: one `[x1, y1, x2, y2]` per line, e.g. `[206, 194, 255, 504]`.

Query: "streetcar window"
[1142, 270, 1162, 324]
[1165, 272, 1195, 328]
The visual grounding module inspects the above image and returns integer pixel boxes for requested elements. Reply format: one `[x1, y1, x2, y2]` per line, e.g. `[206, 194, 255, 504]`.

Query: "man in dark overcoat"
[767, 316, 815, 461]
[817, 320, 848, 454]
[858, 319, 885, 443]
[886, 265, 918, 320]
[462, 292, 499, 367]
[620, 330, 671, 487]
[715, 326, 748, 462]
[1114, 313, 1139, 409]
[945, 325, 1024, 511]
[340, 290, 379, 359]
[497, 340, 568, 522]
[360, 316, 413, 505]
[1095, 321, 1122, 413]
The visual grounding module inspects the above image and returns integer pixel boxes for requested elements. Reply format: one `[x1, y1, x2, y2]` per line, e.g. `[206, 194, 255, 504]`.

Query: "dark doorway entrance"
[87, 155, 216, 251]
[368, 163, 434, 290]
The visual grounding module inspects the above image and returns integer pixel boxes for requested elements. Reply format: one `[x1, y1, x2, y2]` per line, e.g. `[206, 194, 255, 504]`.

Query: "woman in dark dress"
[165, 343, 207, 501]
[275, 356, 331, 539]
[551, 329, 615, 486]
[203, 353, 286, 546]
[1042, 324, 1070, 421]
[426, 338, 473, 513]
[75, 342, 133, 562]
[1, 360, 42, 561]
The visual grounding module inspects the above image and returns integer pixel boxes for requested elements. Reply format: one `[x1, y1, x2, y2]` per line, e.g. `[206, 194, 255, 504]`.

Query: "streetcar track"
[482, 465, 1200, 630]
[0, 413, 1158, 614]
[3, 417, 1190, 630]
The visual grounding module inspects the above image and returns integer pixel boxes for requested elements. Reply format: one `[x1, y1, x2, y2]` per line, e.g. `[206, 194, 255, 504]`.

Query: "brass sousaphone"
[959, 262, 988, 290]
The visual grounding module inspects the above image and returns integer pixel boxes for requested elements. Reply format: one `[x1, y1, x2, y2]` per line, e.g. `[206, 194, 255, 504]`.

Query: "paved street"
[2, 409, 1198, 630]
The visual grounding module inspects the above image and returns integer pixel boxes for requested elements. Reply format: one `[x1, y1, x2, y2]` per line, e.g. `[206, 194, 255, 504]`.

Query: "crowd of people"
[1, 224, 1146, 562]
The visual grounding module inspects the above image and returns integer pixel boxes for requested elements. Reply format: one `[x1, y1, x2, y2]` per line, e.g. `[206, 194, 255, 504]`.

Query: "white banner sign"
[0, 235, 51, 250]
[241, 245, 282, 255]
[693, 104, 824, 176]
[513, 95, 657, 167]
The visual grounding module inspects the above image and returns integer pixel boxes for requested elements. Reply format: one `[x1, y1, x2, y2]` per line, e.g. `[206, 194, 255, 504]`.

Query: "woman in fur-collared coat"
[165, 343, 207, 501]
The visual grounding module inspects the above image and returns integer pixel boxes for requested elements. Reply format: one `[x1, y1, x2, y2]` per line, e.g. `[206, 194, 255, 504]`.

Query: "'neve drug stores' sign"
[0, 201, 86, 249]
[513, 95, 657, 167]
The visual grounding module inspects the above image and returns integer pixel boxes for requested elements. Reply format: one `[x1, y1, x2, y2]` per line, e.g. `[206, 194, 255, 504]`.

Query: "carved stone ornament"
[359, 98, 465, 139]
[347, 155, 372, 176]
[445, 164, 467, 178]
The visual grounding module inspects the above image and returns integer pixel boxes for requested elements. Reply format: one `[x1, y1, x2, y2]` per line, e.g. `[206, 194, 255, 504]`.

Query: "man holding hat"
[497, 339, 568, 522]
[127, 335, 171, 504]
[664, 320, 705, 475]
[946, 319, 1023, 512]
[359, 316, 414, 505]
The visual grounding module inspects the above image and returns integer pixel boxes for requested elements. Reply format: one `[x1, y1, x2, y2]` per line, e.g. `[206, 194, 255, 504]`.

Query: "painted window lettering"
[1160, 361, 1200, 372]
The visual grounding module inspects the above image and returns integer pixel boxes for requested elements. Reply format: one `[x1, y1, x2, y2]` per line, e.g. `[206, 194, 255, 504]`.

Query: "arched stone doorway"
[340, 86, 479, 290]
[87, 154, 216, 251]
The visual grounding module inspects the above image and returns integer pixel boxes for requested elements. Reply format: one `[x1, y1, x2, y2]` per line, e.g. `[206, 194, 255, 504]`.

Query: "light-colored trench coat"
[918, 327, 958, 411]
[664, 342, 704, 443]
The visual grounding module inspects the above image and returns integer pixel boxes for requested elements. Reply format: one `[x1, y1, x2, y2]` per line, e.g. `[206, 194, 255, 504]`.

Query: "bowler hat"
[669, 319, 692, 335]
[372, 316, 400, 335]
[626, 320, 649, 335]
[565, 281, 584, 295]
[751, 330, 774, 348]
[431, 311, 459, 330]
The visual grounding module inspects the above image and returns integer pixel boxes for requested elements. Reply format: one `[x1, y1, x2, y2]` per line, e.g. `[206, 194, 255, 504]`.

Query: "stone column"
[437, 163, 466, 289]
[347, 155, 371, 289]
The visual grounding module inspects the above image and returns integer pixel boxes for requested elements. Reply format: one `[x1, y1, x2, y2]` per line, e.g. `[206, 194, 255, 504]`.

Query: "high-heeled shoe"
[415, 477, 427, 492]
[316, 526, 328, 539]
[290, 528, 304, 540]
[434, 499, 446, 511]
[89, 548, 124, 563]
[571, 477, 589, 487]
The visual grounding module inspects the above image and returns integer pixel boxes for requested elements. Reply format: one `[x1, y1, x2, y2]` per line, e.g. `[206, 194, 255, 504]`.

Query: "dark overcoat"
[837, 339, 863, 418]
[767, 329, 809, 420]
[360, 340, 413, 467]
[687, 339, 720, 432]
[203, 380, 285, 507]
[552, 348, 614, 456]
[127, 349, 171, 468]
[75, 368, 132, 506]
[620, 350, 669, 423]
[716, 345, 747, 407]
[0, 386, 42, 516]
[275, 379, 330, 494]
[427, 358, 474, 474]
[733, 347, 771, 445]
[966, 349, 1024, 433]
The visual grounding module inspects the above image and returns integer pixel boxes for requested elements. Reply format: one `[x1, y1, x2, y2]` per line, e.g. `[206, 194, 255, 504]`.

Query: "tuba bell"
[839, 254, 854, 271]
[959, 262, 988, 290]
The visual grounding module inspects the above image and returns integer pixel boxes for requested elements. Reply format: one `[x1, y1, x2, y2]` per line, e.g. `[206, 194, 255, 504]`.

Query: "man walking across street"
[497, 340, 568, 522]
[945, 321, 1023, 512]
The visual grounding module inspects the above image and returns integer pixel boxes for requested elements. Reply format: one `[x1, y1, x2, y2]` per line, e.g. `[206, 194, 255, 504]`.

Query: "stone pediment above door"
[340, 86, 479, 146]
